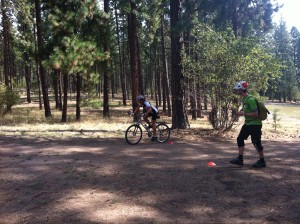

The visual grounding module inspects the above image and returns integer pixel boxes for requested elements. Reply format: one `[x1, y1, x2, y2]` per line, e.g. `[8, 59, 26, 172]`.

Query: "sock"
[260, 158, 265, 162]
[238, 155, 243, 161]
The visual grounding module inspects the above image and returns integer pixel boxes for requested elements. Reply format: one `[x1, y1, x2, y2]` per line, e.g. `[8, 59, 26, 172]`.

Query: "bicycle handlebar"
[128, 110, 144, 117]
[128, 111, 147, 124]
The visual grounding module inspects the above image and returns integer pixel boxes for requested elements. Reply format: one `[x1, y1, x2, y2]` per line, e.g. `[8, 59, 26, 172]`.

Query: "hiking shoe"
[252, 160, 266, 168]
[151, 136, 157, 142]
[230, 157, 243, 166]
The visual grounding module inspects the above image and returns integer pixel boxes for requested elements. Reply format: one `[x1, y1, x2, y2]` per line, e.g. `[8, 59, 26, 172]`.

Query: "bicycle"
[125, 112, 171, 145]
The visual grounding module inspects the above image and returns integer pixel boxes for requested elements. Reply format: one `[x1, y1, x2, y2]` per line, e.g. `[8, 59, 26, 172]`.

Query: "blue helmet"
[136, 95, 145, 100]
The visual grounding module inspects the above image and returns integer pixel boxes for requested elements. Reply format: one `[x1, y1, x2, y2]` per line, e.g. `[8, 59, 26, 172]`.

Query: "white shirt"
[144, 101, 158, 113]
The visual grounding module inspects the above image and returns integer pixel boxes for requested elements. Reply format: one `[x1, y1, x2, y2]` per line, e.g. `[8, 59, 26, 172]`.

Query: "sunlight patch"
[186, 205, 214, 215]
[1, 171, 35, 181]
[0, 212, 32, 224]
[55, 189, 163, 223]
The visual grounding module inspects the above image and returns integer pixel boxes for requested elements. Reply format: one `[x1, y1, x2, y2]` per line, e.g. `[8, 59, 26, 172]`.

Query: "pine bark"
[170, 0, 189, 128]
[103, 0, 110, 118]
[128, 1, 139, 110]
[35, 0, 51, 117]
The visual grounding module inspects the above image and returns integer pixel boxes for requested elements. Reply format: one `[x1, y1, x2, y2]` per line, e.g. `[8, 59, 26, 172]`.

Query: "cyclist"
[134, 95, 159, 141]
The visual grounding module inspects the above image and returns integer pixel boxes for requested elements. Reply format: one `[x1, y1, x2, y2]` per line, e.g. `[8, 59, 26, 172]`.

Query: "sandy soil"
[0, 130, 299, 224]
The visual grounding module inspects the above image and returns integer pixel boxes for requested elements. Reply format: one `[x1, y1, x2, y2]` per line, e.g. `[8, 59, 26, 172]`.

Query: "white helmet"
[233, 81, 248, 90]
[136, 95, 145, 100]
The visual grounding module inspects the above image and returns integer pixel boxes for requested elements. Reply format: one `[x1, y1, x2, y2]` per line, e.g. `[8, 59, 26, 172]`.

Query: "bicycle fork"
[132, 123, 140, 136]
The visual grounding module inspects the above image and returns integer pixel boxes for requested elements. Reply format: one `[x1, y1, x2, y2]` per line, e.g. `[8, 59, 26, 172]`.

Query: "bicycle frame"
[133, 113, 152, 136]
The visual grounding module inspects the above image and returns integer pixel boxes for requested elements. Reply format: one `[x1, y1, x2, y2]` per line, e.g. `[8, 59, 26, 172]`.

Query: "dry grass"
[0, 100, 299, 141]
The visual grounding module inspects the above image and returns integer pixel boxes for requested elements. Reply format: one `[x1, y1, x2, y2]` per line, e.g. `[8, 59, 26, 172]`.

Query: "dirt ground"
[0, 127, 299, 224]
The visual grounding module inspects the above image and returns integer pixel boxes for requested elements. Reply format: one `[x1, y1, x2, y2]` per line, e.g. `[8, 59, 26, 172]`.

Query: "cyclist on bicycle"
[134, 95, 159, 141]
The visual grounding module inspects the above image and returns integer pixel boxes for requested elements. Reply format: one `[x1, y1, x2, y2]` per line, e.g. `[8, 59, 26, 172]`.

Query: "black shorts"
[150, 111, 159, 121]
[237, 124, 262, 147]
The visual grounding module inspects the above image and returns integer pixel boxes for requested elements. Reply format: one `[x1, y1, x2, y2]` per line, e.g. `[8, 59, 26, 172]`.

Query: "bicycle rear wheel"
[125, 124, 143, 145]
[156, 123, 170, 143]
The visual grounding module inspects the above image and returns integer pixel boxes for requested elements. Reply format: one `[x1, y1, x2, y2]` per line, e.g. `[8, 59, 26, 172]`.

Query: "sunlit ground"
[0, 100, 299, 141]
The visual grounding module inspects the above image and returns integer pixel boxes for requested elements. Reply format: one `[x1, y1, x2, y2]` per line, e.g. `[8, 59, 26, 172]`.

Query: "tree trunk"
[156, 50, 161, 107]
[35, 0, 51, 117]
[160, 16, 171, 116]
[196, 82, 202, 118]
[76, 73, 81, 120]
[230, 0, 239, 37]
[114, 4, 127, 105]
[190, 80, 197, 120]
[103, 0, 110, 118]
[24, 52, 32, 103]
[52, 70, 59, 109]
[110, 60, 115, 99]
[170, 0, 189, 128]
[137, 37, 144, 96]
[128, 1, 139, 110]
[1, 0, 10, 89]
[58, 72, 63, 110]
[61, 72, 68, 122]
[33, 23, 42, 109]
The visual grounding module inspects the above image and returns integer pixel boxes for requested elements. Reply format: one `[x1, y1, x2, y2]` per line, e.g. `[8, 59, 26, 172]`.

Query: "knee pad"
[237, 137, 245, 147]
[252, 141, 263, 152]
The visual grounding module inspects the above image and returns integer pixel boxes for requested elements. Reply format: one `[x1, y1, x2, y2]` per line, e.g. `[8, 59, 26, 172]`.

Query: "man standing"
[230, 81, 266, 168]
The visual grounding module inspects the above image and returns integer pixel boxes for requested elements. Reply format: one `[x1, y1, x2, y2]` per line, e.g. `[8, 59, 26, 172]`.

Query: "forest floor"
[0, 101, 299, 223]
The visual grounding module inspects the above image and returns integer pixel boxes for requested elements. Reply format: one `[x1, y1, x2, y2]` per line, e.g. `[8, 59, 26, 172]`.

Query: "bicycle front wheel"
[125, 124, 143, 145]
[156, 123, 170, 143]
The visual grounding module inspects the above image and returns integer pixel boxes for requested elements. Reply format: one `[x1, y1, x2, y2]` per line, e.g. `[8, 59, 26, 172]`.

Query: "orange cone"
[207, 161, 216, 167]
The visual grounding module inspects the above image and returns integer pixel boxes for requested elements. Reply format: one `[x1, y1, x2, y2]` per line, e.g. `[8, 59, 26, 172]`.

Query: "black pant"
[237, 124, 263, 151]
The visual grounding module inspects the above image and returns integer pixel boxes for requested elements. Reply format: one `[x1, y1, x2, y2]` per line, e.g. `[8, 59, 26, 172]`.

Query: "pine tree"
[1, 0, 12, 88]
[44, 0, 106, 122]
[202, 0, 279, 37]
[274, 21, 298, 102]
[290, 27, 300, 87]
[15, 0, 36, 103]
[113, 1, 127, 106]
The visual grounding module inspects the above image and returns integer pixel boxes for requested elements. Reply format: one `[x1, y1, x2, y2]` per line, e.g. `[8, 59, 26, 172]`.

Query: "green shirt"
[242, 94, 262, 126]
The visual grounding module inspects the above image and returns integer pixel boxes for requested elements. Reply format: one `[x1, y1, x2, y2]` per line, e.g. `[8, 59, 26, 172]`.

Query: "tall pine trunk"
[170, 0, 189, 128]
[103, 0, 110, 118]
[76, 73, 81, 120]
[61, 72, 68, 122]
[128, 1, 139, 110]
[24, 52, 32, 103]
[52, 70, 60, 109]
[35, 0, 51, 117]
[137, 38, 144, 96]
[160, 16, 171, 117]
[33, 23, 42, 109]
[1, 0, 10, 89]
[114, 2, 127, 105]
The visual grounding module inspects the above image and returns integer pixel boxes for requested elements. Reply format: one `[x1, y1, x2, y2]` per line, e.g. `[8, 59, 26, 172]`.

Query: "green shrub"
[272, 109, 281, 133]
[81, 98, 103, 108]
[0, 84, 20, 116]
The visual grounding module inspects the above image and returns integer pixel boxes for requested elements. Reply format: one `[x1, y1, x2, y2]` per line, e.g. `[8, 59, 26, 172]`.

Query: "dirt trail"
[0, 135, 299, 224]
